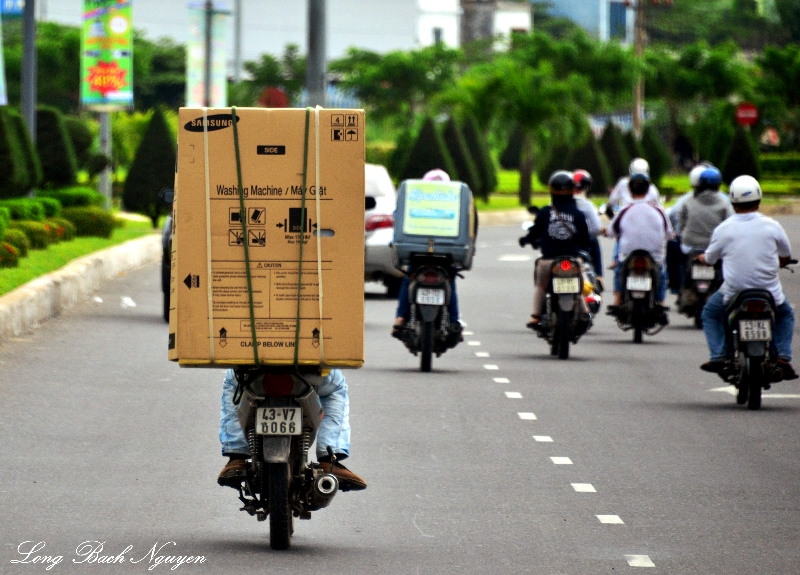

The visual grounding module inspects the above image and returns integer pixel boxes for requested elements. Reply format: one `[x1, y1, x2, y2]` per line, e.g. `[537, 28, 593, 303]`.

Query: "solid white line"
[499, 254, 532, 262]
[476, 352, 490, 358]
[625, 555, 655, 567]
[533, 435, 552, 442]
[550, 457, 572, 465]
[518, 412, 537, 420]
[505, 392, 522, 399]
[467, 341, 481, 346]
[571, 483, 596, 493]
[484, 364, 499, 370]
[493, 377, 510, 383]
[597, 515, 624, 524]
[764, 394, 800, 399]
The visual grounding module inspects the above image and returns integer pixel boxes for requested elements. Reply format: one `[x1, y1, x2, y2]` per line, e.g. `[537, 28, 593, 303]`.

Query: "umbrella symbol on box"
[219, 328, 228, 347]
[311, 328, 320, 348]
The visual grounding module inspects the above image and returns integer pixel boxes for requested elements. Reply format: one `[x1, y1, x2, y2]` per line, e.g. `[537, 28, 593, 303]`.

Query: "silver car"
[364, 163, 404, 297]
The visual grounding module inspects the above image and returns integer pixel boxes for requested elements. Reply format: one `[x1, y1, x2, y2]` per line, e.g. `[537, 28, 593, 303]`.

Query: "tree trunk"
[517, 131, 534, 206]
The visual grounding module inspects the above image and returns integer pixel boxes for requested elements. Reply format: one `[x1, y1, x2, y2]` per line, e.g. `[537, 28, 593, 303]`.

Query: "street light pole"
[633, 0, 644, 138]
[306, 0, 326, 107]
[21, 0, 37, 142]
[234, 0, 242, 84]
[204, 0, 213, 107]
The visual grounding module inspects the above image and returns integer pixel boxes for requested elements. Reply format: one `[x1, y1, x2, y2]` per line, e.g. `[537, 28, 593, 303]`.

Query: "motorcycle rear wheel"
[557, 312, 570, 360]
[268, 462, 292, 550]
[746, 357, 763, 411]
[420, 321, 434, 372]
[632, 301, 643, 343]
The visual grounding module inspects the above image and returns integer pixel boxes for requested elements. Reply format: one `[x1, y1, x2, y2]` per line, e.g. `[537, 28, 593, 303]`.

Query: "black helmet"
[549, 170, 575, 192]
[628, 172, 651, 195]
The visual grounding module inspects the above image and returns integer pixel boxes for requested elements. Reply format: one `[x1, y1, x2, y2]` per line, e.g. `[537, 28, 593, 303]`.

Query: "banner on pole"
[0, 12, 8, 105]
[186, 2, 228, 107]
[81, 0, 134, 110]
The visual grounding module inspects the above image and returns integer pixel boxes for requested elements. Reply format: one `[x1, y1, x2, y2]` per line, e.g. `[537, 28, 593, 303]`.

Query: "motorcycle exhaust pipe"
[310, 474, 339, 510]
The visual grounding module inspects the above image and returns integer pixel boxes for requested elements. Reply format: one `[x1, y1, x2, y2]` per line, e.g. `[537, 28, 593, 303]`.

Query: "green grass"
[0, 218, 157, 297]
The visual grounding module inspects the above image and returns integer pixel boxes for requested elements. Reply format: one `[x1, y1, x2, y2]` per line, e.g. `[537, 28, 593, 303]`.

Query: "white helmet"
[629, 158, 650, 176]
[729, 175, 762, 204]
[689, 162, 714, 188]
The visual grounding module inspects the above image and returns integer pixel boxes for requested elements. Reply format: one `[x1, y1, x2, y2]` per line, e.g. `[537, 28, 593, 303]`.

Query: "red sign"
[736, 102, 759, 127]
[85, 61, 128, 97]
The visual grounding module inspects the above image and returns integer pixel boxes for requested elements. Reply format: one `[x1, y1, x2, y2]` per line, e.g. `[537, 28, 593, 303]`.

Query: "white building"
[547, 0, 635, 43]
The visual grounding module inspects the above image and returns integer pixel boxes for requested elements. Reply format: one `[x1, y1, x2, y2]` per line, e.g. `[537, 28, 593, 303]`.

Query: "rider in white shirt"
[607, 158, 661, 215]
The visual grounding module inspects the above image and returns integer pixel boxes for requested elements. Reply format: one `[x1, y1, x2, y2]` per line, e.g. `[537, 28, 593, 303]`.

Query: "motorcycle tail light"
[631, 256, 649, 275]
[261, 373, 294, 396]
[365, 214, 394, 232]
[559, 260, 573, 272]
[742, 300, 768, 314]
[420, 270, 444, 285]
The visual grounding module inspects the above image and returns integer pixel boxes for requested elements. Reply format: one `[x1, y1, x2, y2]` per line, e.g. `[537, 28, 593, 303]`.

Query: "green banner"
[0, 12, 8, 106]
[80, 0, 133, 110]
[402, 181, 462, 237]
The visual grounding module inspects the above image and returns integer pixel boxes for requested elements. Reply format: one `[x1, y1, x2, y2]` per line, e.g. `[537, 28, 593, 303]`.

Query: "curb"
[0, 234, 161, 343]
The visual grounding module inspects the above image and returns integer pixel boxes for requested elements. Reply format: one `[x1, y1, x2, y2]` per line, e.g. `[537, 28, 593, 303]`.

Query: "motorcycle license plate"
[553, 277, 580, 294]
[691, 265, 715, 280]
[416, 288, 445, 305]
[739, 320, 772, 342]
[626, 275, 652, 291]
[256, 407, 302, 435]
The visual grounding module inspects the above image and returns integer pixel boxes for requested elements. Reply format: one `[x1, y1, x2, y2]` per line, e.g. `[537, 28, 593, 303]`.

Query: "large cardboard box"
[168, 107, 365, 368]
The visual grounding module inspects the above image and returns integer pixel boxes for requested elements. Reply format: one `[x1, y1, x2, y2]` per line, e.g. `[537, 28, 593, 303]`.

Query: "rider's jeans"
[396, 274, 459, 323]
[220, 368, 351, 460]
[701, 291, 795, 362]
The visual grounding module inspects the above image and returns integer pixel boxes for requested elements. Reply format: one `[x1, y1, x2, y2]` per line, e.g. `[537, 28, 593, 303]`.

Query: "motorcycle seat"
[725, 289, 775, 315]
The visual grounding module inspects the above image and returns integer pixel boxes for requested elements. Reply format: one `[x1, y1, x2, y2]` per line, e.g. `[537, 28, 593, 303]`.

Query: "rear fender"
[262, 436, 291, 463]
[745, 342, 768, 357]
[417, 304, 442, 323]
[557, 295, 576, 312]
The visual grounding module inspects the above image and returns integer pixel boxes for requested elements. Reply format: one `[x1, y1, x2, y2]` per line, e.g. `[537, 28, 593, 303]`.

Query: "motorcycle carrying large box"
[392, 179, 476, 269]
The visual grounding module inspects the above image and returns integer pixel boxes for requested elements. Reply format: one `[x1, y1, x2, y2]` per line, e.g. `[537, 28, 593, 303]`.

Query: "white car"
[364, 163, 404, 297]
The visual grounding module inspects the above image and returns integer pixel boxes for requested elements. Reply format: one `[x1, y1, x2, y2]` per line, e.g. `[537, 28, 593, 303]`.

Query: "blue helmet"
[697, 167, 722, 191]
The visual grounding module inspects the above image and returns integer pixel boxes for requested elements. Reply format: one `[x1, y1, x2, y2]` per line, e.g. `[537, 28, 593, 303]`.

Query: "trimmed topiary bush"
[462, 115, 497, 199]
[398, 117, 458, 182]
[46, 217, 76, 241]
[35, 197, 62, 218]
[9, 109, 43, 190]
[62, 206, 118, 238]
[623, 131, 644, 163]
[8, 220, 51, 249]
[538, 143, 573, 187]
[0, 198, 45, 221]
[568, 135, 613, 196]
[599, 123, 631, 182]
[500, 125, 524, 170]
[0, 242, 19, 267]
[365, 142, 396, 168]
[442, 117, 482, 198]
[123, 107, 177, 227]
[641, 125, 672, 186]
[0, 107, 33, 199]
[37, 186, 105, 208]
[64, 116, 95, 168]
[36, 106, 79, 188]
[2, 227, 30, 257]
[722, 124, 761, 185]
[0, 206, 9, 238]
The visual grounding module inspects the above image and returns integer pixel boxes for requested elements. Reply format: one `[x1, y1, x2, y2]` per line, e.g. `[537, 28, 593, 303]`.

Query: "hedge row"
[761, 154, 800, 176]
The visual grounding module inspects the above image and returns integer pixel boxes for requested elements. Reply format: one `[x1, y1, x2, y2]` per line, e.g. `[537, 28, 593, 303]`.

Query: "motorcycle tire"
[557, 312, 570, 360]
[736, 378, 748, 405]
[268, 461, 292, 550]
[549, 326, 559, 356]
[420, 321, 434, 372]
[746, 357, 762, 411]
[632, 301, 643, 344]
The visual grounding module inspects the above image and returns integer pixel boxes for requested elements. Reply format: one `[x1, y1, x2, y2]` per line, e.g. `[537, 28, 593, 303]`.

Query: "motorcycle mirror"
[365, 196, 377, 211]
[159, 188, 175, 204]
[526, 205, 539, 216]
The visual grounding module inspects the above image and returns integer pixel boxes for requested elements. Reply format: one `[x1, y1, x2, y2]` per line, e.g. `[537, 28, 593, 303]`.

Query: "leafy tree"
[721, 124, 760, 185]
[330, 44, 461, 125]
[775, 0, 800, 42]
[36, 106, 79, 188]
[122, 108, 176, 227]
[398, 117, 458, 183]
[442, 117, 482, 199]
[133, 35, 186, 111]
[231, 44, 305, 107]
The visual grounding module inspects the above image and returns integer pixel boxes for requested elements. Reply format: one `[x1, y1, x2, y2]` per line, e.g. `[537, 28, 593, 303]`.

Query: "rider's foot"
[526, 316, 543, 332]
[217, 457, 247, 486]
[777, 359, 800, 381]
[605, 305, 620, 316]
[391, 318, 406, 339]
[701, 360, 727, 374]
[318, 461, 367, 491]
[594, 277, 604, 293]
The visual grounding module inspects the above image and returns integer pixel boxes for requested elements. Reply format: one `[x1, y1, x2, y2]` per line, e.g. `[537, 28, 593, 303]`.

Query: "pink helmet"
[422, 169, 451, 182]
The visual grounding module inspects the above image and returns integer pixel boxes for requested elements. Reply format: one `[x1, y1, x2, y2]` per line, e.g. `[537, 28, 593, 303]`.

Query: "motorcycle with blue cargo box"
[392, 179, 476, 372]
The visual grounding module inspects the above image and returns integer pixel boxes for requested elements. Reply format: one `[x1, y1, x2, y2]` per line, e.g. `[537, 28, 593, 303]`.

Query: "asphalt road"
[2, 219, 800, 574]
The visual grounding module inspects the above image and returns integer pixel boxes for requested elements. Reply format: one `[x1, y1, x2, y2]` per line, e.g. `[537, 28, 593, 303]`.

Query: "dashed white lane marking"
[518, 412, 537, 420]
[571, 483, 596, 492]
[625, 555, 655, 567]
[467, 341, 481, 346]
[499, 254, 532, 262]
[533, 436, 553, 442]
[484, 364, 499, 370]
[597, 515, 624, 524]
[710, 386, 737, 396]
[463, 331, 474, 336]
[475, 352, 490, 357]
[550, 457, 572, 465]
[493, 377, 510, 383]
[505, 392, 522, 399]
